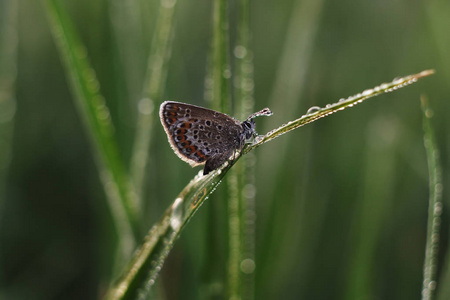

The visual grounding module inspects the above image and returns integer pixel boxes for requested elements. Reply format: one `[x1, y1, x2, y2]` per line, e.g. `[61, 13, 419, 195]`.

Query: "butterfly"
[160, 101, 272, 175]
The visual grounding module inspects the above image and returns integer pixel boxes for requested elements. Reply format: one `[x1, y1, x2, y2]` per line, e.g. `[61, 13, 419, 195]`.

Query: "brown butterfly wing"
[160, 101, 244, 173]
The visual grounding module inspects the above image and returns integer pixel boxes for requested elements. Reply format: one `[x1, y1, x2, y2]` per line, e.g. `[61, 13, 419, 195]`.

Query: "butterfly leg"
[203, 150, 234, 175]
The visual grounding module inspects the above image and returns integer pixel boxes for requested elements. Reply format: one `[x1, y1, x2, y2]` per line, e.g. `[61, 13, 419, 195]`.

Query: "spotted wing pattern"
[160, 101, 245, 174]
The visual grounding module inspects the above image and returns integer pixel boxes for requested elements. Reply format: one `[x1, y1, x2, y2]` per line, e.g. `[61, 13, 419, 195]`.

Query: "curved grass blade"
[44, 0, 140, 257]
[245, 70, 435, 153]
[106, 69, 433, 299]
[106, 168, 231, 300]
[421, 95, 443, 300]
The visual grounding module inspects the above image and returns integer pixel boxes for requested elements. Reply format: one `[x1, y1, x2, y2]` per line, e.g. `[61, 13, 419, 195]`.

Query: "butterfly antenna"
[247, 108, 273, 121]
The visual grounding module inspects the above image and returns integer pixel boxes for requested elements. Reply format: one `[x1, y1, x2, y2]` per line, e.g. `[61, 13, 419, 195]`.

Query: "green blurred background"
[0, 0, 449, 299]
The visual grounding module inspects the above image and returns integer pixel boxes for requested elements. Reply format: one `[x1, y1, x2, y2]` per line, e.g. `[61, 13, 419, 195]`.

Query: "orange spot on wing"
[166, 117, 176, 124]
[195, 150, 206, 160]
[186, 145, 196, 153]
[179, 122, 192, 129]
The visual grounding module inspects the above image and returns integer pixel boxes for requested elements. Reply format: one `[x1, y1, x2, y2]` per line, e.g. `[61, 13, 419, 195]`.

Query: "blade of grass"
[421, 95, 443, 300]
[246, 70, 434, 152]
[426, 0, 450, 80]
[0, 0, 18, 235]
[131, 0, 177, 202]
[260, 0, 324, 148]
[105, 70, 433, 299]
[44, 0, 140, 259]
[208, 0, 245, 298]
[107, 0, 145, 163]
[210, 0, 231, 113]
[256, 0, 324, 287]
[206, 0, 234, 297]
[344, 115, 399, 300]
[109, 0, 144, 108]
[231, 0, 257, 298]
[106, 170, 229, 300]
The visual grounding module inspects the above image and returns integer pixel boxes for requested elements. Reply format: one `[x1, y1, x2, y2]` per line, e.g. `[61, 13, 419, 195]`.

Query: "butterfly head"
[242, 107, 273, 141]
[242, 119, 256, 140]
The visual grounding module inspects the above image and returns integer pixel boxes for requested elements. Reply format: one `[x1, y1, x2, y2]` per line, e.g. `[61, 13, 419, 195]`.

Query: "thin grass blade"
[106, 169, 230, 300]
[421, 95, 443, 300]
[246, 70, 435, 153]
[44, 0, 140, 258]
[0, 0, 18, 216]
[131, 0, 177, 202]
[229, 0, 257, 298]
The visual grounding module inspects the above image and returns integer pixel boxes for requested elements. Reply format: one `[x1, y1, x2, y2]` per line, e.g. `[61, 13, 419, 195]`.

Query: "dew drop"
[244, 184, 256, 199]
[223, 68, 232, 79]
[234, 45, 247, 58]
[306, 106, 321, 114]
[392, 76, 403, 84]
[97, 104, 110, 120]
[380, 83, 389, 90]
[362, 89, 373, 96]
[139, 98, 154, 115]
[434, 202, 442, 215]
[242, 78, 254, 92]
[240, 258, 256, 274]
[170, 198, 183, 231]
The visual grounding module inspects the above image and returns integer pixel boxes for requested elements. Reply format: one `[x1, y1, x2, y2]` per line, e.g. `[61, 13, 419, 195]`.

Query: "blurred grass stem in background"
[130, 0, 177, 203]
[45, 0, 139, 264]
[421, 95, 443, 300]
[0, 0, 18, 238]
